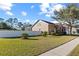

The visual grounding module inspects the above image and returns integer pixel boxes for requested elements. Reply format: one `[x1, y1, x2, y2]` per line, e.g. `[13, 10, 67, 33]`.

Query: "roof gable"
[32, 20, 55, 28]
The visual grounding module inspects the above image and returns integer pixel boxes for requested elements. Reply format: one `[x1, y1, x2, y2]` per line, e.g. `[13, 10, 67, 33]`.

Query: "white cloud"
[40, 3, 50, 13]
[52, 20, 59, 23]
[31, 5, 34, 9]
[21, 11, 27, 16]
[40, 3, 50, 8]
[26, 19, 30, 22]
[39, 3, 65, 17]
[0, 2, 13, 11]
[53, 4, 65, 12]
[6, 11, 14, 16]
[45, 14, 51, 17]
[0, 1, 14, 16]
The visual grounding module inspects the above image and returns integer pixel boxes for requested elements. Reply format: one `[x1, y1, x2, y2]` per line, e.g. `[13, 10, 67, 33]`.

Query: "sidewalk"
[39, 37, 79, 56]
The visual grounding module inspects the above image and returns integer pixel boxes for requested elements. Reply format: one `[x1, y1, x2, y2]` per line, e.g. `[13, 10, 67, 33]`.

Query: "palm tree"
[52, 4, 79, 34]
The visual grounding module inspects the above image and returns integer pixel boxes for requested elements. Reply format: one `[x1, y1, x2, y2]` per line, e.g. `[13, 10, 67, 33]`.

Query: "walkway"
[39, 37, 79, 56]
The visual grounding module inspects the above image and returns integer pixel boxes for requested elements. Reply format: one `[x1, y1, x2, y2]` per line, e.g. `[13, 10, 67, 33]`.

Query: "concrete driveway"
[39, 37, 79, 56]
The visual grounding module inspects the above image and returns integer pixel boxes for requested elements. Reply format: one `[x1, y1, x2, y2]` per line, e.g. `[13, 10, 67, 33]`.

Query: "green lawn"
[0, 35, 76, 56]
[69, 45, 79, 56]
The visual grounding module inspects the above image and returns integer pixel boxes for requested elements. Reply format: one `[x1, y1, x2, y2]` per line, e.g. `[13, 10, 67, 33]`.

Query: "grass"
[69, 45, 79, 56]
[0, 35, 76, 56]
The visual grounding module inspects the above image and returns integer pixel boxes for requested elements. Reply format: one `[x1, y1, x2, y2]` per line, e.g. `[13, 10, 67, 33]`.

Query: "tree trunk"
[70, 26, 72, 35]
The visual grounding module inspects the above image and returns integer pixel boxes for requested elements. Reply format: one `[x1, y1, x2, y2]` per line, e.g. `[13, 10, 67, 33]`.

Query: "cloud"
[0, 2, 13, 11]
[53, 4, 65, 12]
[52, 20, 59, 23]
[0, 1, 14, 16]
[21, 11, 27, 16]
[45, 14, 51, 17]
[26, 19, 30, 22]
[39, 3, 66, 17]
[31, 5, 34, 9]
[40, 3, 50, 13]
[6, 11, 14, 16]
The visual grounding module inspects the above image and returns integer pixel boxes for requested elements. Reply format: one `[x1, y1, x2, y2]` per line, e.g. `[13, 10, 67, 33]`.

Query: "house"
[62, 23, 79, 34]
[70, 24, 79, 34]
[25, 26, 32, 31]
[32, 20, 66, 34]
[32, 20, 56, 34]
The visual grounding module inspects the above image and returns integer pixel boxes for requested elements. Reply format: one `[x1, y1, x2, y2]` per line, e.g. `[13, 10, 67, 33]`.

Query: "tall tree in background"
[0, 22, 12, 29]
[18, 22, 23, 27]
[21, 22, 32, 31]
[6, 18, 18, 28]
[52, 4, 79, 34]
[0, 18, 4, 22]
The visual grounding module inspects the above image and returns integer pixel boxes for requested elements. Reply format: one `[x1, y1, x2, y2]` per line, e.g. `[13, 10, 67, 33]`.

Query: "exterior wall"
[0, 30, 41, 37]
[72, 27, 76, 34]
[32, 21, 49, 32]
[48, 24, 55, 33]
[72, 27, 79, 34]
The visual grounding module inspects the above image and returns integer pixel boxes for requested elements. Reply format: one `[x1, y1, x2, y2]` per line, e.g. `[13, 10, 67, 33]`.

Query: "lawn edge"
[37, 37, 77, 56]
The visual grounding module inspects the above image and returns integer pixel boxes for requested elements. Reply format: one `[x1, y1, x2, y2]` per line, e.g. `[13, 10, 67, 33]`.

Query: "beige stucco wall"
[48, 24, 55, 33]
[32, 21, 49, 32]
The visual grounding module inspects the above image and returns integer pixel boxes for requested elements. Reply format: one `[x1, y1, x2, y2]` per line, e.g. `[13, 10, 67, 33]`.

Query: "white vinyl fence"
[0, 30, 41, 37]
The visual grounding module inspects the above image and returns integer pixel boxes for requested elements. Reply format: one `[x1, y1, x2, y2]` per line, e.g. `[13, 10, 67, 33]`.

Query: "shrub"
[56, 30, 62, 35]
[50, 30, 63, 36]
[42, 31, 47, 37]
[21, 33, 28, 39]
[50, 32, 56, 36]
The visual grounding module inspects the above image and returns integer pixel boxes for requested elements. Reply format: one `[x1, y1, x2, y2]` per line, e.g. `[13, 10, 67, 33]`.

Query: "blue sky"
[0, 3, 79, 24]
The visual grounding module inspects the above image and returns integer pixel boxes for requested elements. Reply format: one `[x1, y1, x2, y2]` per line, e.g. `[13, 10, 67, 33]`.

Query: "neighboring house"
[32, 20, 66, 34]
[25, 26, 32, 31]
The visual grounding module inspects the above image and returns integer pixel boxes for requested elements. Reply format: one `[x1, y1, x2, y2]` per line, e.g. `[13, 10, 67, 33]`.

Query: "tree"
[0, 18, 4, 22]
[6, 18, 18, 28]
[21, 22, 32, 31]
[52, 4, 79, 34]
[0, 22, 12, 29]
[18, 22, 23, 27]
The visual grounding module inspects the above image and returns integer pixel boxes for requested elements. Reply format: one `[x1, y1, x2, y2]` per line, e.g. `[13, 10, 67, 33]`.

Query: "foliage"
[0, 22, 12, 30]
[0, 18, 4, 22]
[50, 32, 56, 35]
[18, 22, 23, 27]
[6, 18, 18, 28]
[42, 31, 48, 37]
[21, 33, 29, 39]
[22, 23, 32, 31]
[52, 4, 79, 34]
[50, 30, 63, 36]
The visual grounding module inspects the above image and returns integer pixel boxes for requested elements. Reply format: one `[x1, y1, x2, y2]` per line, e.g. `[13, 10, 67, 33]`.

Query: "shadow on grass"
[27, 38, 38, 40]
[1, 37, 20, 39]
[22, 38, 39, 40]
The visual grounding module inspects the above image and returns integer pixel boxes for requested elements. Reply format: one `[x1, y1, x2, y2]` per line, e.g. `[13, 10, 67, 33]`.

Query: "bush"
[42, 31, 47, 37]
[50, 30, 63, 36]
[21, 33, 28, 39]
[50, 32, 55, 35]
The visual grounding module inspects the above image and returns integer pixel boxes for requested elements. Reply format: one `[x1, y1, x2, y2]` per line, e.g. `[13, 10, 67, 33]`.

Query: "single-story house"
[32, 20, 66, 34]
[62, 23, 79, 34]
[69, 24, 79, 34]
